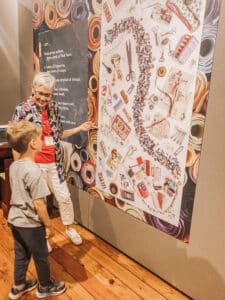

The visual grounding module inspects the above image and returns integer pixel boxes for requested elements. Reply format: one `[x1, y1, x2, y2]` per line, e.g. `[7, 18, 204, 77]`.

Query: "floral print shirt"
[12, 97, 66, 182]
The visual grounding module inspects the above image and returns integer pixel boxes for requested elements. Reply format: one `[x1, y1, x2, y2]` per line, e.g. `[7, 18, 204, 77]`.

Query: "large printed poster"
[33, 0, 222, 242]
[96, 0, 206, 227]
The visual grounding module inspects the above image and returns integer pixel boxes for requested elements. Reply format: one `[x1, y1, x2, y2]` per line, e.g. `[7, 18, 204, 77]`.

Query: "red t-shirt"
[35, 110, 55, 163]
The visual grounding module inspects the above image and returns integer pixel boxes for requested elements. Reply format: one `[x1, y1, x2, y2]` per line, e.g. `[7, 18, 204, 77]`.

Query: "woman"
[12, 72, 94, 247]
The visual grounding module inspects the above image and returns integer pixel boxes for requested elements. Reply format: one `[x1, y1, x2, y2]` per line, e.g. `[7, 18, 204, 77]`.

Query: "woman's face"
[33, 85, 54, 111]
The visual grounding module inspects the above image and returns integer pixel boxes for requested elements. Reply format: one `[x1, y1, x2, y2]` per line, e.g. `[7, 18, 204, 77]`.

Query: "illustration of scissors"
[126, 40, 135, 82]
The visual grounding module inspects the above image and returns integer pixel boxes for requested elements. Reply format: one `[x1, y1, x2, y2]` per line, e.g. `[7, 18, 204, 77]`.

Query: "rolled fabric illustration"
[199, 23, 218, 74]
[33, 52, 40, 74]
[88, 15, 101, 51]
[80, 160, 96, 186]
[45, 2, 58, 29]
[87, 186, 105, 200]
[92, 50, 100, 76]
[67, 170, 84, 188]
[91, 0, 102, 15]
[56, 18, 71, 28]
[70, 151, 82, 172]
[55, 0, 72, 18]
[71, 0, 89, 22]
[125, 207, 147, 222]
[193, 71, 208, 112]
[189, 153, 200, 184]
[80, 148, 89, 162]
[89, 74, 99, 93]
[185, 145, 197, 168]
[189, 113, 205, 152]
[87, 129, 97, 162]
[33, 0, 45, 29]
[88, 89, 98, 125]
[204, 0, 222, 25]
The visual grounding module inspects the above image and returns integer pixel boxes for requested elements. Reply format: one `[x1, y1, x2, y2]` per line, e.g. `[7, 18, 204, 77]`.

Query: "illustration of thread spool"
[71, 0, 89, 21]
[125, 206, 147, 222]
[109, 182, 118, 196]
[87, 186, 105, 200]
[33, 0, 45, 29]
[89, 74, 99, 93]
[199, 23, 217, 74]
[92, 50, 100, 76]
[91, 0, 102, 15]
[88, 129, 97, 161]
[80, 148, 89, 162]
[67, 171, 83, 188]
[189, 153, 200, 184]
[189, 113, 205, 151]
[88, 15, 101, 51]
[80, 160, 96, 186]
[45, 2, 58, 29]
[204, 0, 221, 25]
[70, 151, 82, 172]
[56, 18, 71, 28]
[33, 52, 40, 74]
[55, 0, 72, 18]
[186, 145, 197, 168]
[88, 89, 98, 125]
[193, 71, 208, 112]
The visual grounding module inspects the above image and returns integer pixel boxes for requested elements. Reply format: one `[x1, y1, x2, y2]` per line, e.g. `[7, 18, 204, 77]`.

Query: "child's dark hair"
[7, 120, 41, 154]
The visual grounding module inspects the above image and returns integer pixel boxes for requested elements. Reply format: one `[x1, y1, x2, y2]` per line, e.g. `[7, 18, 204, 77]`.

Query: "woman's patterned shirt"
[12, 97, 67, 182]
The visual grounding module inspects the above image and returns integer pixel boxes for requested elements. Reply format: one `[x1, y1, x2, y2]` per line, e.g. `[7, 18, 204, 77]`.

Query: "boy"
[7, 120, 66, 299]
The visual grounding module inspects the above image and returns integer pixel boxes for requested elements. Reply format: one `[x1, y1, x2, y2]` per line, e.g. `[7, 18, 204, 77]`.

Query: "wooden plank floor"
[0, 209, 189, 300]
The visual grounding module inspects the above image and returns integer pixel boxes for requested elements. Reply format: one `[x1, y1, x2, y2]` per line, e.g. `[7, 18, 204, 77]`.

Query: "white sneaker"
[46, 240, 52, 253]
[66, 228, 82, 245]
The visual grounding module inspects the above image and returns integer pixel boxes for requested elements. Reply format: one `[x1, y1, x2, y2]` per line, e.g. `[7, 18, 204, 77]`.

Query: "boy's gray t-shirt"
[8, 160, 51, 227]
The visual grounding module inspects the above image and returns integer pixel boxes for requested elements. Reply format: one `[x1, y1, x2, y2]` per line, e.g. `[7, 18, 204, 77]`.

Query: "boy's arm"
[33, 198, 54, 238]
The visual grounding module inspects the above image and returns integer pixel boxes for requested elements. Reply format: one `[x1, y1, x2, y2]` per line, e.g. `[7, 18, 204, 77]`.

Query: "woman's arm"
[62, 121, 96, 139]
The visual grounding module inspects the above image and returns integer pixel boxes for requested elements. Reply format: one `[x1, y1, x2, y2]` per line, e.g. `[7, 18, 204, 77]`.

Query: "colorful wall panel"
[33, 0, 222, 242]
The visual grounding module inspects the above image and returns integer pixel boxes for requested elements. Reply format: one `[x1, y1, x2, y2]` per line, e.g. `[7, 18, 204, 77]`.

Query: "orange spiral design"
[45, 3, 58, 30]
[193, 71, 208, 112]
[92, 50, 100, 76]
[89, 74, 99, 93]
[56, 18, 71, 28]
[55, 0, 72, 18]
[87, 129, 98, 162]
[88, 15, 101, 51]
[87, 187, 105, 200]
[88, 89, 98, 125]
[33, 52, 40, 74]
[33, 0, 45, 29]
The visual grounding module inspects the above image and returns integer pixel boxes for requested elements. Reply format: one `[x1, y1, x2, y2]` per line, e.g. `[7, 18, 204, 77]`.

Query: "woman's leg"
[39, 163, 74, 225]
[38, 163, 82, 245]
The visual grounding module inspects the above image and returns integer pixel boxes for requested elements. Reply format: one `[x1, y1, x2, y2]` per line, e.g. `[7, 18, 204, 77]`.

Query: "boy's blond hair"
[7, 120, 41, 154]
